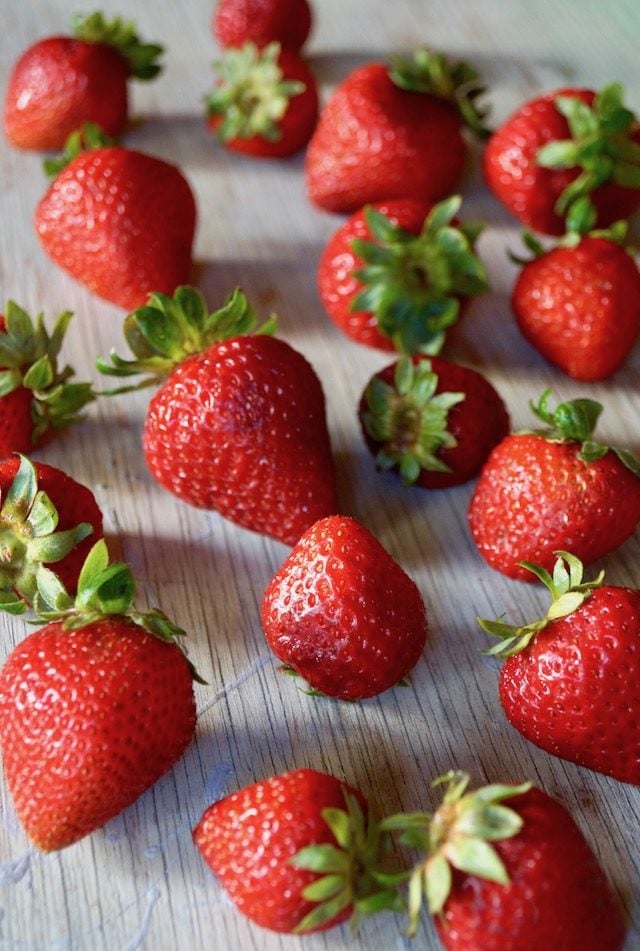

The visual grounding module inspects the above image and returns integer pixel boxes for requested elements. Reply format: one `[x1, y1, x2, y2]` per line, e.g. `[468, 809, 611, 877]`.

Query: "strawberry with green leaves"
[213, 0, 312, 53]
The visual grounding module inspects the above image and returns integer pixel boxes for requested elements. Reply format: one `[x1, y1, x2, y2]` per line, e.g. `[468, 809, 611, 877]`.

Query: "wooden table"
[1, 1, 639, 948]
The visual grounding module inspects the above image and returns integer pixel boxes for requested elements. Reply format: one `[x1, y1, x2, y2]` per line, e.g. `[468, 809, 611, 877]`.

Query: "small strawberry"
[468, 390, 640, 580]
[306, 50, 489, 214]
[317, 197, 488, 353]
[0, 301, 95, 457]
[213, 0, 312, 53]
[480, 552, 640, 787]
[0, 540, 198, 851]
[97, 287, 338, 545]
[35, 124, 197, 311]
[261, 514, 427, 699]
[4, 12, 163, 151]
[484, 83, 640, 235]
[206, 42, 318, 158]
[359, 355, 509, 488]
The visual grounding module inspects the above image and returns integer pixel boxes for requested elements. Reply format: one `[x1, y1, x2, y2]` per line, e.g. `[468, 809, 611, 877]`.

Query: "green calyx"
[0, 300, 95, 444]
[362, 356, 464, 484]
[96, 286, 276, 394]
[72, 11, 163, 79]
[388, 48, 491, 139]
[43, 121, 116, 179]
[511, 198, 629, 264]
[351, 197, 488, 355]
[206, 42, 305, 143]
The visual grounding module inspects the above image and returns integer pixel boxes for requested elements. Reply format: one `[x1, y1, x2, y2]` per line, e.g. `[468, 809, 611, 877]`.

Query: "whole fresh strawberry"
[306, 50, 489, 214]
[206, 42, 318, 158]
[480, 552, 640, 786]
[318, 197, 488, 353]
[261, 514, 427, 699]
[468, 390, 640, 580]
[213, 0, 312, 53]
[4, 12, 163, 151]
[359, 355, 509, 488]
[484, 83, 640, 235]
[35, 124, 197, 310]
[0, 540, 197, 851]
[97, 287, 338, 545]
[0, 301, 95, 457]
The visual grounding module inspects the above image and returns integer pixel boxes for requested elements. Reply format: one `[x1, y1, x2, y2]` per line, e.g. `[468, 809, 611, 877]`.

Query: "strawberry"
[261, 514, 427, 699]
[317, 197, 488, 353]
[359, 355, 509, 488]
[35, 125, 197, 311]
[213, 0, 312, 53]
[4, 12, 163, 151]
[0, 540, 197, 851]
[480, 552, 640, 786]
[468, 390, 640, 580]
[97, 287, 338, 545]
[484, 83, 640, 235]
[305, 50, 489, 214]
[206, 42, 318, 158]
[0, 301, 95, 457]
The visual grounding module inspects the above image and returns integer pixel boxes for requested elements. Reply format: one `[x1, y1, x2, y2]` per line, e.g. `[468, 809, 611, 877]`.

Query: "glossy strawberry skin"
[0, 618, 196, 851]
[194, 768, 363, 933]
[0, 386, 34, 458]
[468, 434, 640, 580]
[261, 515, 427, 699]
[437, 788, 626, 951]
[35, 147, 196, 310]
[306, 64, 466, 214]
[512, 236, 640, 381]
[213, 0, 312, 52]
[143, 335, 338, 546]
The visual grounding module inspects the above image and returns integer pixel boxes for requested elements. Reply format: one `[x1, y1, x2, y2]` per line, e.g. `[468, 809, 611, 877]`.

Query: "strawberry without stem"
[213, 0, 312, 53]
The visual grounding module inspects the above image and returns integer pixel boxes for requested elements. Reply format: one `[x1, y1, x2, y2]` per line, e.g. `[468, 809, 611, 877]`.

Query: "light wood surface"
[1, 1, 639, 948]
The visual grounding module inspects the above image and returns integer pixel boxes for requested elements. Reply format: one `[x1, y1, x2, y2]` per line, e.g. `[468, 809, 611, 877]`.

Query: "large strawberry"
[35, 125, 197, 310]
[0, 540, 197, 851]
[97, 287, 338, 545]
[0, 301, 95, 457]
[4, 12, 163, 151]
[317, 197, 488, 353]
[261, 514, 427, 699]
[213, 0, 312, 53]
[479, 552, 640, 786]
[306, 50, 489, 214]
[206, 42, 318, 158]
[468, 390, 640, 580]
[484, 83, 640, 235]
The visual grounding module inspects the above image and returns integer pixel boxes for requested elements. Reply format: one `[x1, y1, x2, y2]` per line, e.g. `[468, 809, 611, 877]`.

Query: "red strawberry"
[318, 197, 488, 353]
[484, 83, 640, 235]
[480, 552, 640, 786]
[468, 390, 640, 580]
[359, 355, 509, 488]
[0, 301, 95, 457]
[306, 50, 489, 214]
[206, 42, 318, 158]
[97, 287, 338, 545]
[0, 540, 197, 851]
[261, 514, 427, 699]
[35, 126, 197, 310]
[4, 12, 163, 151]
[213, 0, 312, 53]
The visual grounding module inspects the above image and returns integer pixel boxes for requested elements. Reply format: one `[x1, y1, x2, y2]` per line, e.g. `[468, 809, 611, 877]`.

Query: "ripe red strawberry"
[359, 355, 509, 488]
[468, 390, 640, 580]
[0, 540, 197, 851]
[213, 0, 312, 53]
[261, 514, 427, 699]
[206, 42, 318, 158]
[4, 12, 163, 151]
[480, 552, 640, 786]
[306, 50, 489, 214]
[97, 287, 338, 545]
[35, 126, 197, 310]
[484, 83, 640, 235]
[0, 301, 95, 457]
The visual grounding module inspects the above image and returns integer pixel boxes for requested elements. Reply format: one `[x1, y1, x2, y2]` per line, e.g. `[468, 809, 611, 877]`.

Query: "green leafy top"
[72, 11, 163, 79]
[510, 196, 629, 263]
[43, 121, 115, 178]
[0, 300, 95, 444]
[206, 42, 305, 143]
[350, 196, 488, 355]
